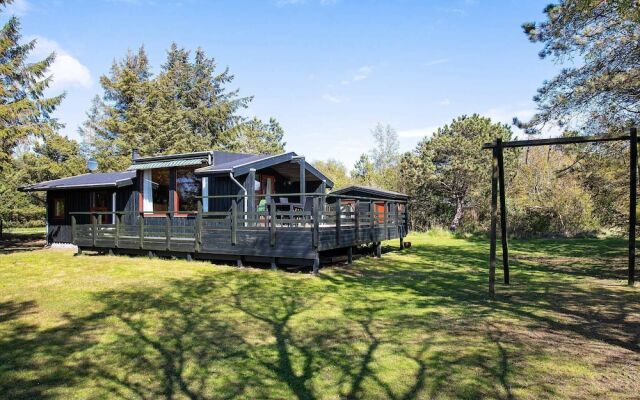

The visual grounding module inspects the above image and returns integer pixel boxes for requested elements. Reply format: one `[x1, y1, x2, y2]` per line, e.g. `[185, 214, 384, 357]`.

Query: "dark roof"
[197, 153, 275, 174]
[195, 152, 334, 188]
[329, 185, 408, 200]
[19, 171, 136, 192]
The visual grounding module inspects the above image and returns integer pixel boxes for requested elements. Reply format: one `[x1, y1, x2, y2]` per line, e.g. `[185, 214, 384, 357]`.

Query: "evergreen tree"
[81, 43, 284, 170]
[402, 115, 517, 231]
[351, 153, 375, 186]
[313, 159, 351, 189]
[227, 117, 285, 155]
[520, 0, 640, 134]
[0, 0, 63, 172]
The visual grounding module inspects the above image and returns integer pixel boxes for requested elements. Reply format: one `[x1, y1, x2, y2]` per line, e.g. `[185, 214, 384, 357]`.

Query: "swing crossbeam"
[483, 128, 638, 295]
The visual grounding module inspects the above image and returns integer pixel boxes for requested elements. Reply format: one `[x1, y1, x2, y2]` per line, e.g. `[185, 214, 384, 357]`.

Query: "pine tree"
[82, 43, 283, 170]
[0, 0, 64, 172]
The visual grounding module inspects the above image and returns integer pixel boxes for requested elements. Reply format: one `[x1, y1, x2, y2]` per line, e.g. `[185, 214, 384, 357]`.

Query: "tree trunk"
[450, 197, 464, 231]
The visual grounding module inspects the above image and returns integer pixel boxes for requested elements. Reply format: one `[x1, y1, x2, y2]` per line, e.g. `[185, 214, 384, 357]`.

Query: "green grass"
[1, 232, 639, 399]
[1, 226, 46, 235]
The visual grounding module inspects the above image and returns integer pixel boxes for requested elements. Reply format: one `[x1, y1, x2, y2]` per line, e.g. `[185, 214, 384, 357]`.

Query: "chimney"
[132, 149, 140, 161]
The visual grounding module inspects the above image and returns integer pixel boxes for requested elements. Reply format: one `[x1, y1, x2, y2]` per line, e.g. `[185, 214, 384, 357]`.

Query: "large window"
[176, 167, 201, 212]
[152, 169, 170, 212]
[52, 197, 65, 220]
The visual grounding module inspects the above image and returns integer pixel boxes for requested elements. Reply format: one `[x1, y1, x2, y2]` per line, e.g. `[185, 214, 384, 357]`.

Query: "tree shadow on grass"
[2, 235, 638, 398]
[0, 232, 46, 254]
[0, 300, 101, 399]
[330, 238, 640, 354]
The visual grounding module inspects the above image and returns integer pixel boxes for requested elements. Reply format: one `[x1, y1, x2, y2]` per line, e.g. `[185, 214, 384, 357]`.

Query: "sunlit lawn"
[1, 232, 639, 399]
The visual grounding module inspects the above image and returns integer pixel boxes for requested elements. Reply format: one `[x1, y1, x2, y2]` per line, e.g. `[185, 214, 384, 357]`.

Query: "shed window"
[52, 197, 65, 220]
[151, 169, 170, 212]
[176, 167, 201, 212]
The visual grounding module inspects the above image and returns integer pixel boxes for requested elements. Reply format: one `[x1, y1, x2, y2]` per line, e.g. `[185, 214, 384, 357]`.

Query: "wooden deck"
[70, 196, 408, 271]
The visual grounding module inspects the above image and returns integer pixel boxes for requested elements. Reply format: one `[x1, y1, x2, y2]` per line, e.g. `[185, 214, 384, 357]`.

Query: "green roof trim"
[127, 158, 207, 170]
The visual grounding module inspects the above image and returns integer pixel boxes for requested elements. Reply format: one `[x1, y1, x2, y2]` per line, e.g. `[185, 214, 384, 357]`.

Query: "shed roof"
[19, 171, 136, 192]
[329, 185, 408, 200]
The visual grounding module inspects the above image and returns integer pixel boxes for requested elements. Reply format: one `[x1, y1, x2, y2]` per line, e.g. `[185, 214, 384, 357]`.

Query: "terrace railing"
[69, 193, 408, 254]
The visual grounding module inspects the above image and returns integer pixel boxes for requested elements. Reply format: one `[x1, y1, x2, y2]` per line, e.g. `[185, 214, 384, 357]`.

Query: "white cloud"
[352, 65, 372, 81]
[31, 36, 92, 91]
[340, 65, 373, 85]
[438, 98, 451, 106]
[398, 126, 440, 139]
[6, 0, 30, 15]
[322, 93, 347, 103]
[425, 58, 449, 66]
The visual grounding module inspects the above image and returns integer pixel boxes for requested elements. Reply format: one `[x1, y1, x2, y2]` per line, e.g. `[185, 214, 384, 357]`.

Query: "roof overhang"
[128, 158, 208, 170]
[19, 172, 135, 192]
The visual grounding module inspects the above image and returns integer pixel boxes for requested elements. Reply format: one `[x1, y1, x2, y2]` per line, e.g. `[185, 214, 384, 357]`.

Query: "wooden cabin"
[20, 151, 408, 271]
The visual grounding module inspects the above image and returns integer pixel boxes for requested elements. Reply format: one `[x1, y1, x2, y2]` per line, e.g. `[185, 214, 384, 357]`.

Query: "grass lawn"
[1, 232, 639, 399]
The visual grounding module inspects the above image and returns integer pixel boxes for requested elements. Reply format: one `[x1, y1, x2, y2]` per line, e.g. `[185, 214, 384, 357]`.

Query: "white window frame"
[143, 169, 153, 213]
[202, 177, 209, 212]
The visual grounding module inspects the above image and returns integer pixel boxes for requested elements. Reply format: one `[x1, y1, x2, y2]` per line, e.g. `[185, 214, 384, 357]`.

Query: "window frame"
[141, 167, 201, 217]
[175, 167, 201, 215]
[52, 197, 65, 221]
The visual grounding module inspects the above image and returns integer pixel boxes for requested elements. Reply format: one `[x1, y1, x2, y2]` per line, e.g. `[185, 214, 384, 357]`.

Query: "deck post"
[236, 257, 243, 268]
[370, 201, 375, 241]
[404, 203, 409, 236]
[271, 258, 277, 270]
[630, 127, 637, 286]
[270, 198, 277, 246]
[376, 242, 382, 258]
[165, 212, 172, 251]
[489, 141, 499, 296]
[114, 213, 120, 248]
[247, 169, 256, 222]
[92, 213, 97, 247]
[312, 197, 319, 248]
[71, 215, 76, 244]
[195, 200, 202, 253]
[354, 200, 360, 244]
[231, 200, 237, 245]
[383, 201, 388, 240]
[347, 246, 353, 264]
[496, 138, 509, 285]
[298, 157, 306, 207]
[312, 253, 319, 275]
[139, 213, 144, 249]
[336, 198, 341, 246]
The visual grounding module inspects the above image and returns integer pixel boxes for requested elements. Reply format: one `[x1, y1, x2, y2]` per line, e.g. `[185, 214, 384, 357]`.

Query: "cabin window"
[52, 197, 65, 220]
[176, 167, 201, 212]
[151, 169, 170, 212]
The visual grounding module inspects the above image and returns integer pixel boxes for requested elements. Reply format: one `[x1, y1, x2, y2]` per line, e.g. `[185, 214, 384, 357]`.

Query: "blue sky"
[11, 0, 559, 168]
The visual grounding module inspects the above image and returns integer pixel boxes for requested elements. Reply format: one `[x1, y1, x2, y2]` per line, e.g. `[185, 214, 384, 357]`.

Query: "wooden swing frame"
[482, 127, 638, 295]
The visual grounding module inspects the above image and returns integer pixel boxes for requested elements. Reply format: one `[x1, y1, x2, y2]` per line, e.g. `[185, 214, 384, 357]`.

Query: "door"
[91, 190, 113, 224]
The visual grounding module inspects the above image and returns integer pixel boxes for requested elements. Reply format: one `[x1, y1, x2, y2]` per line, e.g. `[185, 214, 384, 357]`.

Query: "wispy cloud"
[31, 36, 93, 91]
[341, 65, 373, 85]
[425, 58, 449, 66]
[353, 65, 372, 81]
[438, 98, 451, 106]
[6, 0, 30, 15]
[322, 93, 347, 104]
